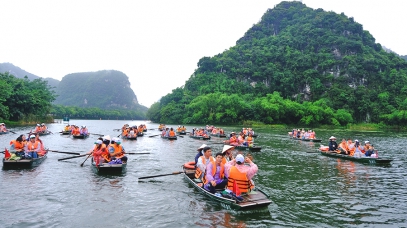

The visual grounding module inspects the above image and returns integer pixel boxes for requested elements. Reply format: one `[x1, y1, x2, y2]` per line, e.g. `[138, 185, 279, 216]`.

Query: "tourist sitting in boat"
[168, 128, 176, 137]
[194, 144, 208, 167]
[328, 136, 338, 151]
[0, 123, 7, 132]
[347, 139, 355, 156]
[246, 134, 254, 147]
[229, 132, 239, 146]
[165, 128, 170, 137]
[225, 154, 258, 194]
[338, 138, 349, 155]
[211, 128, 218, 134]
[221, 145, 234, 165]
[309, 130, 316, 139]
[34, 124, 42, 133]
[71, 126, 80, 135]
[9, 134, 26, 153]
[195, 146, 214, 180]
[34, 133, 47, 156]
[353, 140, 365, 158]
[80, 126, 88, 136]
[40, 123, 47, 133]
[364, 142, 375, 157]
[303, 130, 310, 139]
[63, 124, 71, 132]
[89, 140, 109, 165]
[242, 128, 247, 135]
[204, 152, 228, 194]
[25, 134, 41, 158]
[219, 128, 225, 135]
[109, 137, 127, 163]
[238, 133, 245, 146]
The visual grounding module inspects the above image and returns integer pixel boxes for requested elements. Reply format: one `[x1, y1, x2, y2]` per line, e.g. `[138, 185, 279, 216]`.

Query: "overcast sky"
[1, 0, 406, 107]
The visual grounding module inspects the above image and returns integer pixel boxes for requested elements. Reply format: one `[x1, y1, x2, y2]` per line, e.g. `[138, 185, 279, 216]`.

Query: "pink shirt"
[224, 160, 258, 180]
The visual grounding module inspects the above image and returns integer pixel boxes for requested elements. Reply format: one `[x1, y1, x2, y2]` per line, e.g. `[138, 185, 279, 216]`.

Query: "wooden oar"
[91, 133, 104, 137]
[48, 150, 81, 155]
[138, 171, 184, 180]
[58, 154, 88, 161]
[148, 129, 155, 130]
[178, 135, 184, 138]
[148, 134, 160, 137]
[9, 130, 17, 134]
[125, 152, 150, 155]
[113, 129, 121, 131]
[80, 153, 93, 166]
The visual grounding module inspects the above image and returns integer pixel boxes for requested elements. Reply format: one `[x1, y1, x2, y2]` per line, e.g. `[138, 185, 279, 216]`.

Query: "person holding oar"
[25, 134, 41, 158]
[9, 134, 27, 158]
[87, 139, 109, 166]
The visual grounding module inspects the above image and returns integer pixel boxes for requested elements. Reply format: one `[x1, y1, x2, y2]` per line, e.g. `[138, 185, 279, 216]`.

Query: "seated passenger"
[225, 154, 258, 194]
[328, 136, 338, 151]
[338, 138, 349, 155]
[204, 152, 228, 194]
[195, 147, 214, 180]
[353, 140, 364, 158]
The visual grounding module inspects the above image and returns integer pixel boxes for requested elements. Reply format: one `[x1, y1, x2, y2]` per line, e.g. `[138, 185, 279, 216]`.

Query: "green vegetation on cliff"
[147, 1, 407, 126]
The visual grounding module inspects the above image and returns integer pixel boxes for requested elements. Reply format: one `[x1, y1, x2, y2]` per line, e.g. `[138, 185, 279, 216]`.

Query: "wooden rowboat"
[189, 135, 211, 140]
[0, 131, 10, 135]
[161, 135, 177, 140]
[91, 158, 127, 175]
[210, 133, 227, 138]
[292, 137, 322, 142]
[177, 130, 187, 135]
[137, 132, 144, 137]
[122, 135, 137, 140]
[234, 145, 262, 152]
[182, 166, 272, 210]
[319, 150, 393, 165]
[2, 151, 48, 169]
[72, 134, 89, 139]
[60, 131, 71, 135]
[38, 131, 52, 136]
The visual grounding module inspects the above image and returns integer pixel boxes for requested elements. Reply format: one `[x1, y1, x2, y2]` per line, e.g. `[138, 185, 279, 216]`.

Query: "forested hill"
[0, 62, 60, 88]
[148, 1, 407, 126]
[54, 70, 145, 111]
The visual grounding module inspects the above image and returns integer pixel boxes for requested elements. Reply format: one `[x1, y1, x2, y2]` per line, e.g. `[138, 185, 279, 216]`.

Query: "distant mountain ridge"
[0, 62, 60, 88]
[0, 63, 147, 111]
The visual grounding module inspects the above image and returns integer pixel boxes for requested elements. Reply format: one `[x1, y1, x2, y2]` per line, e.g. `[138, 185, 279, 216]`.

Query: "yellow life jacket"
[227, 166, 253, 193]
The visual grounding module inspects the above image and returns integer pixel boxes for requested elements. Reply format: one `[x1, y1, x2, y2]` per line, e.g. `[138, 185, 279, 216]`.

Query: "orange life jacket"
[247, 136, 253, 144]
[27, 141, 40, 151]
[110, 144, 124, 159]
[169, 130, 176, 137]
[72, 128, 80, 135]
[229, 136, 238, 144]
[204, 161, 224, 184]
[227, 166, 254, 193]
[10, 140, 25, 150]
[195, 156, 215, 179]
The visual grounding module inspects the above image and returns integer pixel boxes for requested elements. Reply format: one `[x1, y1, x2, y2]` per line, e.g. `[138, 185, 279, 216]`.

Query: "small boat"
[161, 135, 177, 140]
[319, 150, 393, 165]
[177, 130, 187, 135]
[189, 135, 211, 140]
[38, 131, 52, 136]
[72, 134, 89, 139]
[210, 133, 227, 138]
[292, 137, 322, 142]
[122, 135, 137, 140]
[91, 158, 127, 175]
[229, 145, 262, 152]
[0, 131, 10, 135]
[60, 131, 71, 135]
[2, 151, 48, 169]
[137, 132, 145, 137]
[143, 129, 147, 132]
[182, 165, 272, 210]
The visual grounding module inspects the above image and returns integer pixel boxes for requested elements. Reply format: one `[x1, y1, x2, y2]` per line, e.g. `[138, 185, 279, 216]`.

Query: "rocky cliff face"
[54, 70, 139, 109]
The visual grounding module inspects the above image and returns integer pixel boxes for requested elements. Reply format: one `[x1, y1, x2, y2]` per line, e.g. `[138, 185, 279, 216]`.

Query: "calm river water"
[1, 120, 406, 227]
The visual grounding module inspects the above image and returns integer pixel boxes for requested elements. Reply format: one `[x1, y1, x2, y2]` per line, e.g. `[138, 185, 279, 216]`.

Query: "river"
[1, 120, 406, 227]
